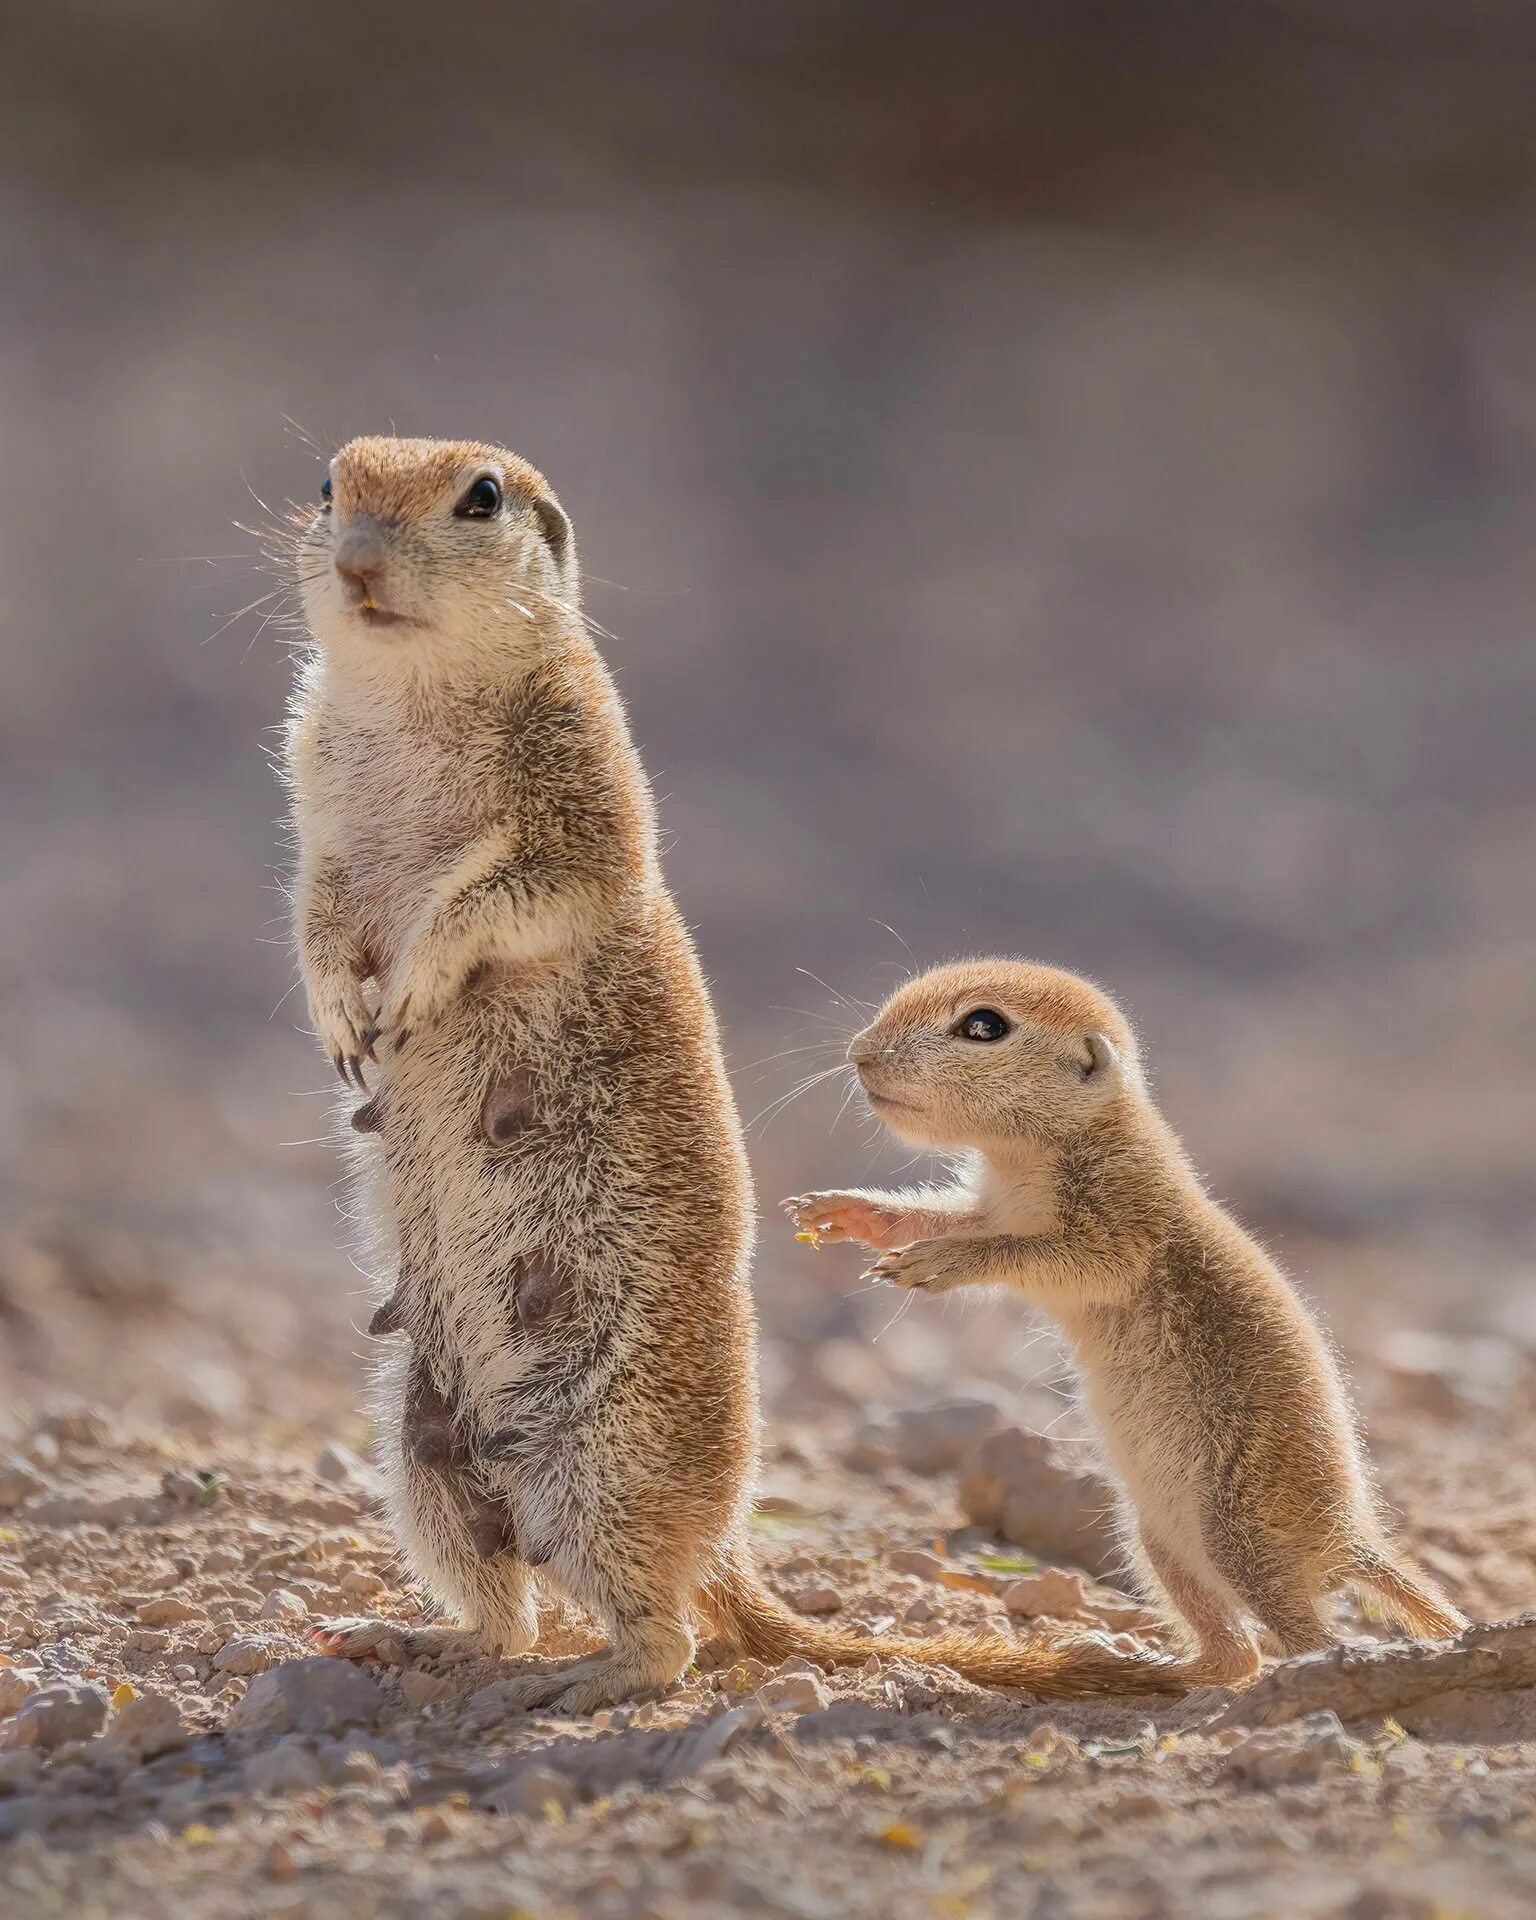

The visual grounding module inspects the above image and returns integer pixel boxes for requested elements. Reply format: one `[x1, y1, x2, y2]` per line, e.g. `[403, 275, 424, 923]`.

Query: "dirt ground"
[3, 1222, 1535, 1920]
[5, 9, 1536, 1916]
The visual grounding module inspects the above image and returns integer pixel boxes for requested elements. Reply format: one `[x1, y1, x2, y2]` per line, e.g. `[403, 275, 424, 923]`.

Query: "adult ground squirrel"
[284, 438, 1191, 1708]
[785, 959, 1467, 1684]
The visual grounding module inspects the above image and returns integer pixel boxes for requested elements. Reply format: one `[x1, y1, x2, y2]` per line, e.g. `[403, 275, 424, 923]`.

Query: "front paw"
[309, 974, 378, 1089]
[864, 1241, 962, 1293]
[782, 1192, 905, 1249]
[376, 948, 471, 1052]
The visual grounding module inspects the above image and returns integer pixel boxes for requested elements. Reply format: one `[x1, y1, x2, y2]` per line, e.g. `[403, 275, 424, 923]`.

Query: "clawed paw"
[861, 1242, 958, 1293]
[310, 977, 379, 1090]
[493, 1666, 581, 1714]
[781, 1192, 903, 1249]
[308, 1617, 410, 1665]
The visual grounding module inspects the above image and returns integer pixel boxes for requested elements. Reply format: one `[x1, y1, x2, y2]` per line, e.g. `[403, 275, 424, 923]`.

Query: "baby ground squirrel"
[282, 438, 1193, 1708]
[785, 959, 1467, 1684]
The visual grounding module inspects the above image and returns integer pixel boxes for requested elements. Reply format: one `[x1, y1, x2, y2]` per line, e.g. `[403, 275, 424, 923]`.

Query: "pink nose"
[334, 525, 388, 599]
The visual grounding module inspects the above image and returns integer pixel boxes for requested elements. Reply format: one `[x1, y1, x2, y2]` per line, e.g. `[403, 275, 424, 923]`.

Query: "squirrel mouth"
[865, 1087, 921, 1117]
[354, 602, 417, 630]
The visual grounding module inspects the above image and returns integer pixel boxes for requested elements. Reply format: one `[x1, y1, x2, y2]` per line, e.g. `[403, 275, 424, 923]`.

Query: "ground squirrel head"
[848, 959, 1143, 1149]
[298, 436, 577, 664]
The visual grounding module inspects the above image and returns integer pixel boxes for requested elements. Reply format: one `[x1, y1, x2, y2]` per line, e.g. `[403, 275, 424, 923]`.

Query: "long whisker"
[870, 1288, 916, 1343]
[794, 967, 873, 1020]
[280, 413, 326, 459]
[734, 1041, 847, 1078]
[746, 1063, 851, 1134]
[869, 918, 920, 979]
[201, 585, 288, 647]
[770, 1004, 859, 1037]
[830, 1070, 864, 1135]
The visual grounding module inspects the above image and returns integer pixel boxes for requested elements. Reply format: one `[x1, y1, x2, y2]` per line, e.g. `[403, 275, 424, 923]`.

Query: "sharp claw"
[348, 1055, 369, 1092]
[333, 1051, 349, 1085]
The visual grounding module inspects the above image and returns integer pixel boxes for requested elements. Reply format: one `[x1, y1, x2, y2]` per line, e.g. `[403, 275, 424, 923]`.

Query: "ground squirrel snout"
[840, 959, 1138, 1152]
[305, 437, 576, 655]
[787, 957, 1467, 1684]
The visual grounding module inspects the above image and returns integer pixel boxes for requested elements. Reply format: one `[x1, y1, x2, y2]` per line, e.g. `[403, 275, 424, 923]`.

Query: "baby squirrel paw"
[309, 974, 379, 1090]
[864, 1240, 965, 1293]
[782, 1193, 907, 1249]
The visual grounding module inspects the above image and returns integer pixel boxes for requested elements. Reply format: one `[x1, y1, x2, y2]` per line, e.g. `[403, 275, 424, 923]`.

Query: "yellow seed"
[112, 1682, 136, 1710]
[182, 1824, 215, 1845]
[795, 1230, 820, 1248]
[879, 1821, 920, 1849]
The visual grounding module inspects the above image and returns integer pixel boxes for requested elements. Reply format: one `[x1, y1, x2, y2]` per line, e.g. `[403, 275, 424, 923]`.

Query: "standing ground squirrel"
[785, 959, 1468, 1684]
[284, 438, 1198, 1708]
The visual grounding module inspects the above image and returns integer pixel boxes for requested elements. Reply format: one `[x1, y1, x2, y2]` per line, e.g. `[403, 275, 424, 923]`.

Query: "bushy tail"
[703, 1554, 1189, 1700]
[1347, 1544, 1467, 1641]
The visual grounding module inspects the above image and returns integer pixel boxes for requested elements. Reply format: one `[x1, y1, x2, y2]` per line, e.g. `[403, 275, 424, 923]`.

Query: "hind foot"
[309, 1617, 487, 1665]
[495, 1641, 690, 1718]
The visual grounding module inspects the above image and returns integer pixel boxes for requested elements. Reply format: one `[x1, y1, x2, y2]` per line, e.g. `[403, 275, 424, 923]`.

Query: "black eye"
[456, 476, 502, 519]
[320, 475, 332, 508]
[954, 1008, 1010, 1043]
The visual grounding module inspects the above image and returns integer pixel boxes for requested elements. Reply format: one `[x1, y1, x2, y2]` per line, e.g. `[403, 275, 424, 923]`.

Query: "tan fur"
[786, 959, 1468, 1685]
[284, 439, 1200, 1711]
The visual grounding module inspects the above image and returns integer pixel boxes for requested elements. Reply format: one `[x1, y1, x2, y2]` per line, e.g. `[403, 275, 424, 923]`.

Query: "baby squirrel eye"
[319, 475, 332, 509]
[456, 476, 502, 519]
[954, 1008, 1010, 1043]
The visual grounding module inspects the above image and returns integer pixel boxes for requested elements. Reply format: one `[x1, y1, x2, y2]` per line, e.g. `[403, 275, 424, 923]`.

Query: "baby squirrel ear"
[532, 495, 571, 562]
[1081, 1031, 1120, 1081]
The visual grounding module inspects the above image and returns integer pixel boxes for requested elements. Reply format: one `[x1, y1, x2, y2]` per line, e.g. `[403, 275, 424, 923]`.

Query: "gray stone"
[892, 1399, 1004, 1475]
[957, 1427, 1118, 1575]
[242, 1737, 325, 1795]
[4, 1682, 110, 1751]
[212, 1634, 292, 1676]
[842, 1417, 900, 1474]
[0, 1669, 42, 1718]
[0, 1750, 43, 1793]
[756, 1672, 830, 1714]
[25, 1482, 152, 1528]
[1001, 1568, 1089, 1617]
[1211, 1615, 1536, 1730]
[105, 1692, 188, 1761]
[1224, 1711, 1358, 1785]
[486, 1763, 577, 1816]
[226, 1657, 384, 1737]
[314, 1443, 381, 1499]
[791, 1586, 844, 1615]
[258, 1589, 309, 1623]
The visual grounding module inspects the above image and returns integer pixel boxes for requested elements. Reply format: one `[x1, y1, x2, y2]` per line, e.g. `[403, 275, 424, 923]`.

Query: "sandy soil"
[2, 1242, 1535, 1920]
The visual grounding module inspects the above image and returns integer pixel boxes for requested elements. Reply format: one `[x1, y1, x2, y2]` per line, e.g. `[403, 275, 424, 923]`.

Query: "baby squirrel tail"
[704, 1553, 1188, 1699]
[1346, 1542, 1467, 1641]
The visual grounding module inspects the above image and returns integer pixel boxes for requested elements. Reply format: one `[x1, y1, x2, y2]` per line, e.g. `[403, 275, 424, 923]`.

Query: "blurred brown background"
[2, 0, 1533, 1437]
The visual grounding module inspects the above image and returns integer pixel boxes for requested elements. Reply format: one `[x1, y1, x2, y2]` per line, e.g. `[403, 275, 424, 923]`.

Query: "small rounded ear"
[1081, 1031, 1120, 1081]
[531, 495, 571, 563]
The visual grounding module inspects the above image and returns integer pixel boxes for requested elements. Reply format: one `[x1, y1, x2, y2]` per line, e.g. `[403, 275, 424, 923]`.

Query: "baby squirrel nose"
[848, 1031, 878, 1068]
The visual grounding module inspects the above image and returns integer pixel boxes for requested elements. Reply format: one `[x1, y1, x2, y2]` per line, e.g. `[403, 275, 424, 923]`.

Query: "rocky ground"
[2, 1254, 1536, 1920]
